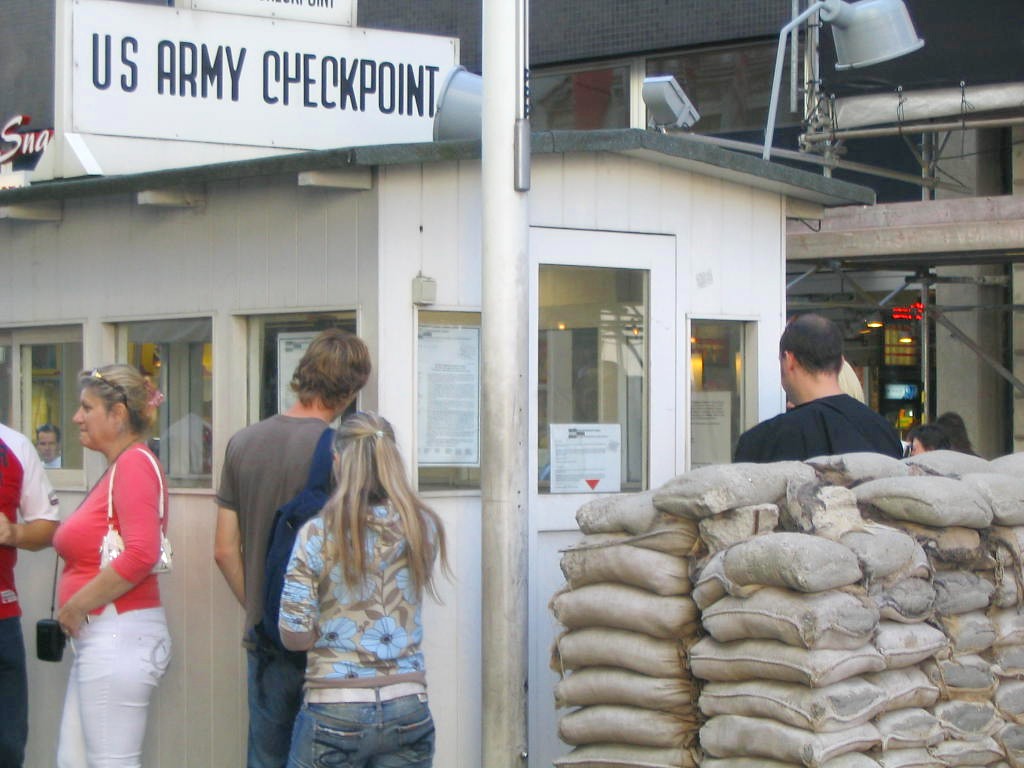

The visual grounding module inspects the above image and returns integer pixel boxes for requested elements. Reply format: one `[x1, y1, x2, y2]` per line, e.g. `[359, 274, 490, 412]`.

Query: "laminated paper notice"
[549, 424, 621, 494]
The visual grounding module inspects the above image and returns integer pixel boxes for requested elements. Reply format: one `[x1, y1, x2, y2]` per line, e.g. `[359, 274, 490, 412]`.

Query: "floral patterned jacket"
[279, 504, 429, 689]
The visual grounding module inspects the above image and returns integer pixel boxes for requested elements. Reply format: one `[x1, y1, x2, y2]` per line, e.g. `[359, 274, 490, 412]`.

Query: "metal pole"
[481, 0, 530, 764]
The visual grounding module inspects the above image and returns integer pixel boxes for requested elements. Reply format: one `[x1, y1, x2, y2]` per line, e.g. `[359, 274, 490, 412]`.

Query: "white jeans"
[57, 606, 171, 768]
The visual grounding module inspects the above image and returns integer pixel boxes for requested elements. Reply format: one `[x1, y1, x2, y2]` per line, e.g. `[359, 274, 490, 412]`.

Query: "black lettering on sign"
[157, 40, 175, 95]
[378, 61, 395, 114]
[263, 51, 280, 104]
[120, 37, 139, 92]
[179, 42, 199, 98]
[92, 34, 112, 90]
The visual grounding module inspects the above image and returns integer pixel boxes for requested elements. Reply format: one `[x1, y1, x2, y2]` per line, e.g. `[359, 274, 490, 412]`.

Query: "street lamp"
[762, 0, 924, 160]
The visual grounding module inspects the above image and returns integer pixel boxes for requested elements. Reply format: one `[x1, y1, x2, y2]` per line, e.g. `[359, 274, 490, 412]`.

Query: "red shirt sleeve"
[108, 448, 166, 583]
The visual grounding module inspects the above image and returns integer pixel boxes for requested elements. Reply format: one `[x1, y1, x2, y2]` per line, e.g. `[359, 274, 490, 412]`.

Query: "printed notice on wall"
[549, 424, 621, 494]
[690, 390, 732, 468]
[277, 331, 317, 415]
[417, 325, 480, 466]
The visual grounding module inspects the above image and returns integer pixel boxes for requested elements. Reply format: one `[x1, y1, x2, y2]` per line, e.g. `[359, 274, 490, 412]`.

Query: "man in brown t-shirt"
[214, 329, 371, 768]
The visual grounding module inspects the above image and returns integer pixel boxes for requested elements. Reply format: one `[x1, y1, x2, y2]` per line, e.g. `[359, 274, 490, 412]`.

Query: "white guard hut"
[2, 124, 871, 765]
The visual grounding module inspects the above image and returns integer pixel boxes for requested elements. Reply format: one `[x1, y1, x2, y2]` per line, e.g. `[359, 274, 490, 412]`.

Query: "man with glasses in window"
[214, 329, 372, 768]
[0, 422, 60, 767]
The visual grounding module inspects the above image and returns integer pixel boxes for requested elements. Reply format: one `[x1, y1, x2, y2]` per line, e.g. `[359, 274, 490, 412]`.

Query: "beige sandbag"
[871, 747, 947, 767]
[997, 722, 1024, 768]
[870, 577, 936, 624]
[904, 449, 994, 477]
[554, 667, 695, 715]
[933, 570, 994, 616]
[699, 714, 880, 767]
[722, 532, 863, 593]
[875, 708, 944, 749]
[992, 609, 1024, 647]
[928, 736, 1003, 766]
[553, 743, 697, 768]
[841, 524, 919, 582]
[550, 584, 699, 639]
[932, 700, 1004, 740]
[576, 491, 700, 538]
[922, 655, 997, 700]
[703, 757, 881, 768]
[862, 668, 940, 712]
[568, 529, 701, 559]
[807, 452, 909, 488]
[873, 622, 948, 669]
[652, 462, 816, 519]
[688, 637, 885, 688]
[854, 476, 992, 529]
[983, 568, 1020, 609]
[699, 503, 779, 554]
[996, 680, 1024, 725]
[993, 644, 1024, 679]
[992, 453, 1024, 477]
[551, 628, 686, 679]
[940, 611, 996, 656]
[557, 705, 698, 748]
[698, 677, 887, 732]
[691, 550, 762, 610]
[783, 483, 865, 540]
[896, 522, 991, 568]
[701, 586, 878, 650]
[560, 540, 691, 596]
[961, 474, 1024, 526]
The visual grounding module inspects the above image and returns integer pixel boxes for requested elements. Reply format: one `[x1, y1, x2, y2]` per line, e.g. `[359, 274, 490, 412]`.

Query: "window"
[0, 328, 84, 475]
[530, 64, 631, 131]
[417, 311, 481, 491]
[248, 312, 358, 422]
[538, 265, 648, 493]
[689, 319, 757, 468]
[122, 319, 212, 487]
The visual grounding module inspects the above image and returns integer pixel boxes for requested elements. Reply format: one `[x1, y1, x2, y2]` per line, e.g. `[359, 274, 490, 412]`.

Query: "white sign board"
[549, 424, 621, 494]
[690, 390, 733, 468]
[277, 331, 316, 414]
[191, 0, 355, 27]
[72, 0, 459, 150]
[417, 324, 480, 466]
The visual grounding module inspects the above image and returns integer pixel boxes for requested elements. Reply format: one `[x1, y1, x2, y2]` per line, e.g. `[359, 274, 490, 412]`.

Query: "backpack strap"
[306, 426, 336, 494]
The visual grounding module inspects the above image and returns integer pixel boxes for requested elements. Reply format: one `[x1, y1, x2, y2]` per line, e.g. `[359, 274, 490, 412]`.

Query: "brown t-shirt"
[216, 414, 328, 634]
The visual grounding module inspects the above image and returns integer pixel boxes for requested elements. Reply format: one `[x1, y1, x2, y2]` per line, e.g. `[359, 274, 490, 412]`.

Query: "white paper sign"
[277, 331, 316, 414]
[191, 0, 355, 27]
[417, 325, 480, 466]
[549, 424, 621, 494]
[690, 390, 733, 468]
[72, 0, 459, 150]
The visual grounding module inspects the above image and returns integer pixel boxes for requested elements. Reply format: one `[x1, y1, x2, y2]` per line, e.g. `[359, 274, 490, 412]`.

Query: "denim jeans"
[57, 606, 171, 768]
[246, 630, 306, 768]
[287, 694, 434, 768]
[0, 617, 28, 767]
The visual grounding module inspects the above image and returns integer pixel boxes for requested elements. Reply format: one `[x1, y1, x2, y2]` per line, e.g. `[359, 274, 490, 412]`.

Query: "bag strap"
[106, 447, 166, 528]
[48, 553, 59, 619]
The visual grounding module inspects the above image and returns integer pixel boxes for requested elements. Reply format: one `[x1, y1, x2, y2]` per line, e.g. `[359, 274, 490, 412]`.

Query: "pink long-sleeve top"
[54, 446, 167, 614]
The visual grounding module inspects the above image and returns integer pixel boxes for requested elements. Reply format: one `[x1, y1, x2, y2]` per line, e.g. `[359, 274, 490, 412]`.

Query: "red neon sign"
[891, 302, 924, 321]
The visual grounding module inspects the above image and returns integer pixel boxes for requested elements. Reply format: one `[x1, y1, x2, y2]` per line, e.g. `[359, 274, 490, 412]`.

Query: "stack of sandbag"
[550, 490, 704, 768]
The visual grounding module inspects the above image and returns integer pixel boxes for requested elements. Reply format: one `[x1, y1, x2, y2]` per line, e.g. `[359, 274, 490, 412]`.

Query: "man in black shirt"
[734, 314, 903, 463]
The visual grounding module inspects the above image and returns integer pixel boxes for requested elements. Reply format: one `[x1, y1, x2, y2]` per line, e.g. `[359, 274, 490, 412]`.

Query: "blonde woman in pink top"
[52, 365, 170, 768]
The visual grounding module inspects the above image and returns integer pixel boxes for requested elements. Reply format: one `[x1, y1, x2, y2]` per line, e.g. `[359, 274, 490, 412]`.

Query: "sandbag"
[560, 540, 691, 596]
[554, 667, 695, 715]
[996, 680, 1024, 725]
[983, 567, 1021, 609]
[992, 609, 1024, 647]
[897, 522, 991, 568]
[854, 476, 993, 529]
[550, 584, 700, 639]
[870, 577, 936, 624]
[923, 655, 997, 700]
[652, 462, 816, 519]
[699, 503, 779, 554]
[553, 743, 697, 768]
[699, 714, 880, 767]
[992, 453, 1024, 477]
[927, 736, 1003, 766]
[576, 491, 700, 539]
[703, 757, 881, 768]
[557, 705, 697, 748]
[961, 473, 1024, 526]
[932, 699, 1003, 740]
[871, 747, 947, 767]
[862, 668, 940, 712]
[873, 622, 948, 669]
[691, 550, 762, 610]
[903, 448, 994, 477]
[807, 452, 909, 488]
[940, 611, 996, 656]
[933, 570, 995, 616]
[875, 708, 944, 749]
[698, 677, 887, 732]
[721, 533, 862, 593]
[688, 637, 886, 687]
[567, 529, 700, 558]
[783, 483, 865, 540]
[840, 524, 919, 582]
[998, 722, 1024, 768]
[701, 586, 878, 650]
[993, 644, 1024, 679]
[551, 628, 686, 679]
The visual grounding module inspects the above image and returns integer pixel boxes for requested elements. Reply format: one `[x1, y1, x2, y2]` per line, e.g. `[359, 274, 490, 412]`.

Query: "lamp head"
[820, 0, 924, 70]
[642, 75, 701, 131]
[433, 66, 483, 141]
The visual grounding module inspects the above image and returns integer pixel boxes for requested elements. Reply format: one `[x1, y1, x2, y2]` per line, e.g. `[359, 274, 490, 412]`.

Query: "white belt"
[306, 682, 426, 704]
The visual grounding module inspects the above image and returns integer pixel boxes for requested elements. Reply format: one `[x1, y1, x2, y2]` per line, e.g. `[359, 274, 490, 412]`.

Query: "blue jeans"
[287, 694, 434, 768]
[246, 630, 306, 768]
[0, 617, 27, 767]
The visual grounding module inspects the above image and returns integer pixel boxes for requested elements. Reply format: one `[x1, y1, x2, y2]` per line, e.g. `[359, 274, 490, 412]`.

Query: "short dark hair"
[36, 423, 60, 442]
[290, 329, 372, 412]
[907, 423, 951, 452]
[779, 314, 843, 375]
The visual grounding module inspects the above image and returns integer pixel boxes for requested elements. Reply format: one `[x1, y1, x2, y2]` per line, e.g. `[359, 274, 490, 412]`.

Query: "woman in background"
[53, 365, 171, 768]
[936, 411, 978, 456]
[280, 411, 450, 768]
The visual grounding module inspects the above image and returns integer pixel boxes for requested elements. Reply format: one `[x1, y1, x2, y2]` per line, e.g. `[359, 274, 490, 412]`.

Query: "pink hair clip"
[145, 380, 166, 408]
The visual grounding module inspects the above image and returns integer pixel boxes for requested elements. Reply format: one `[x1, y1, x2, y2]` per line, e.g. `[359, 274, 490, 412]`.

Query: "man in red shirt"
[0, 423, 60, 767]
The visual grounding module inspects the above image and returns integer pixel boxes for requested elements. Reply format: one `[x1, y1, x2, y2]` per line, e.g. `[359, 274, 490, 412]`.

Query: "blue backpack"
[257, 426, 335, 653]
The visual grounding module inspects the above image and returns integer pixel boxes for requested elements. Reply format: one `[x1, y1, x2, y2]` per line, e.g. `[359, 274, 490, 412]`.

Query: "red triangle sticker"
[585, 479, 600, 490]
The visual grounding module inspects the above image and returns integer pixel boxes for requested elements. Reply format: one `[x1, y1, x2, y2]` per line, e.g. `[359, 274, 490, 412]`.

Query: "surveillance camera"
[642, 75, 701, 130]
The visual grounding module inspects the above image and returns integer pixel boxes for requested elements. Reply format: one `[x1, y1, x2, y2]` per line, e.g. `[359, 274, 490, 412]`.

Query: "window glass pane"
[24, 341, 84, 470]
[647, 41, 801, 134]
[252, 312, 358, 421]
[690, 320, 754, 467]
[531, 65, 631, 131]
[538, 265, 648, 494]
[123, 319, 213, 488]
[0, 344, 10, 425]
[417, 311, 481, 492]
